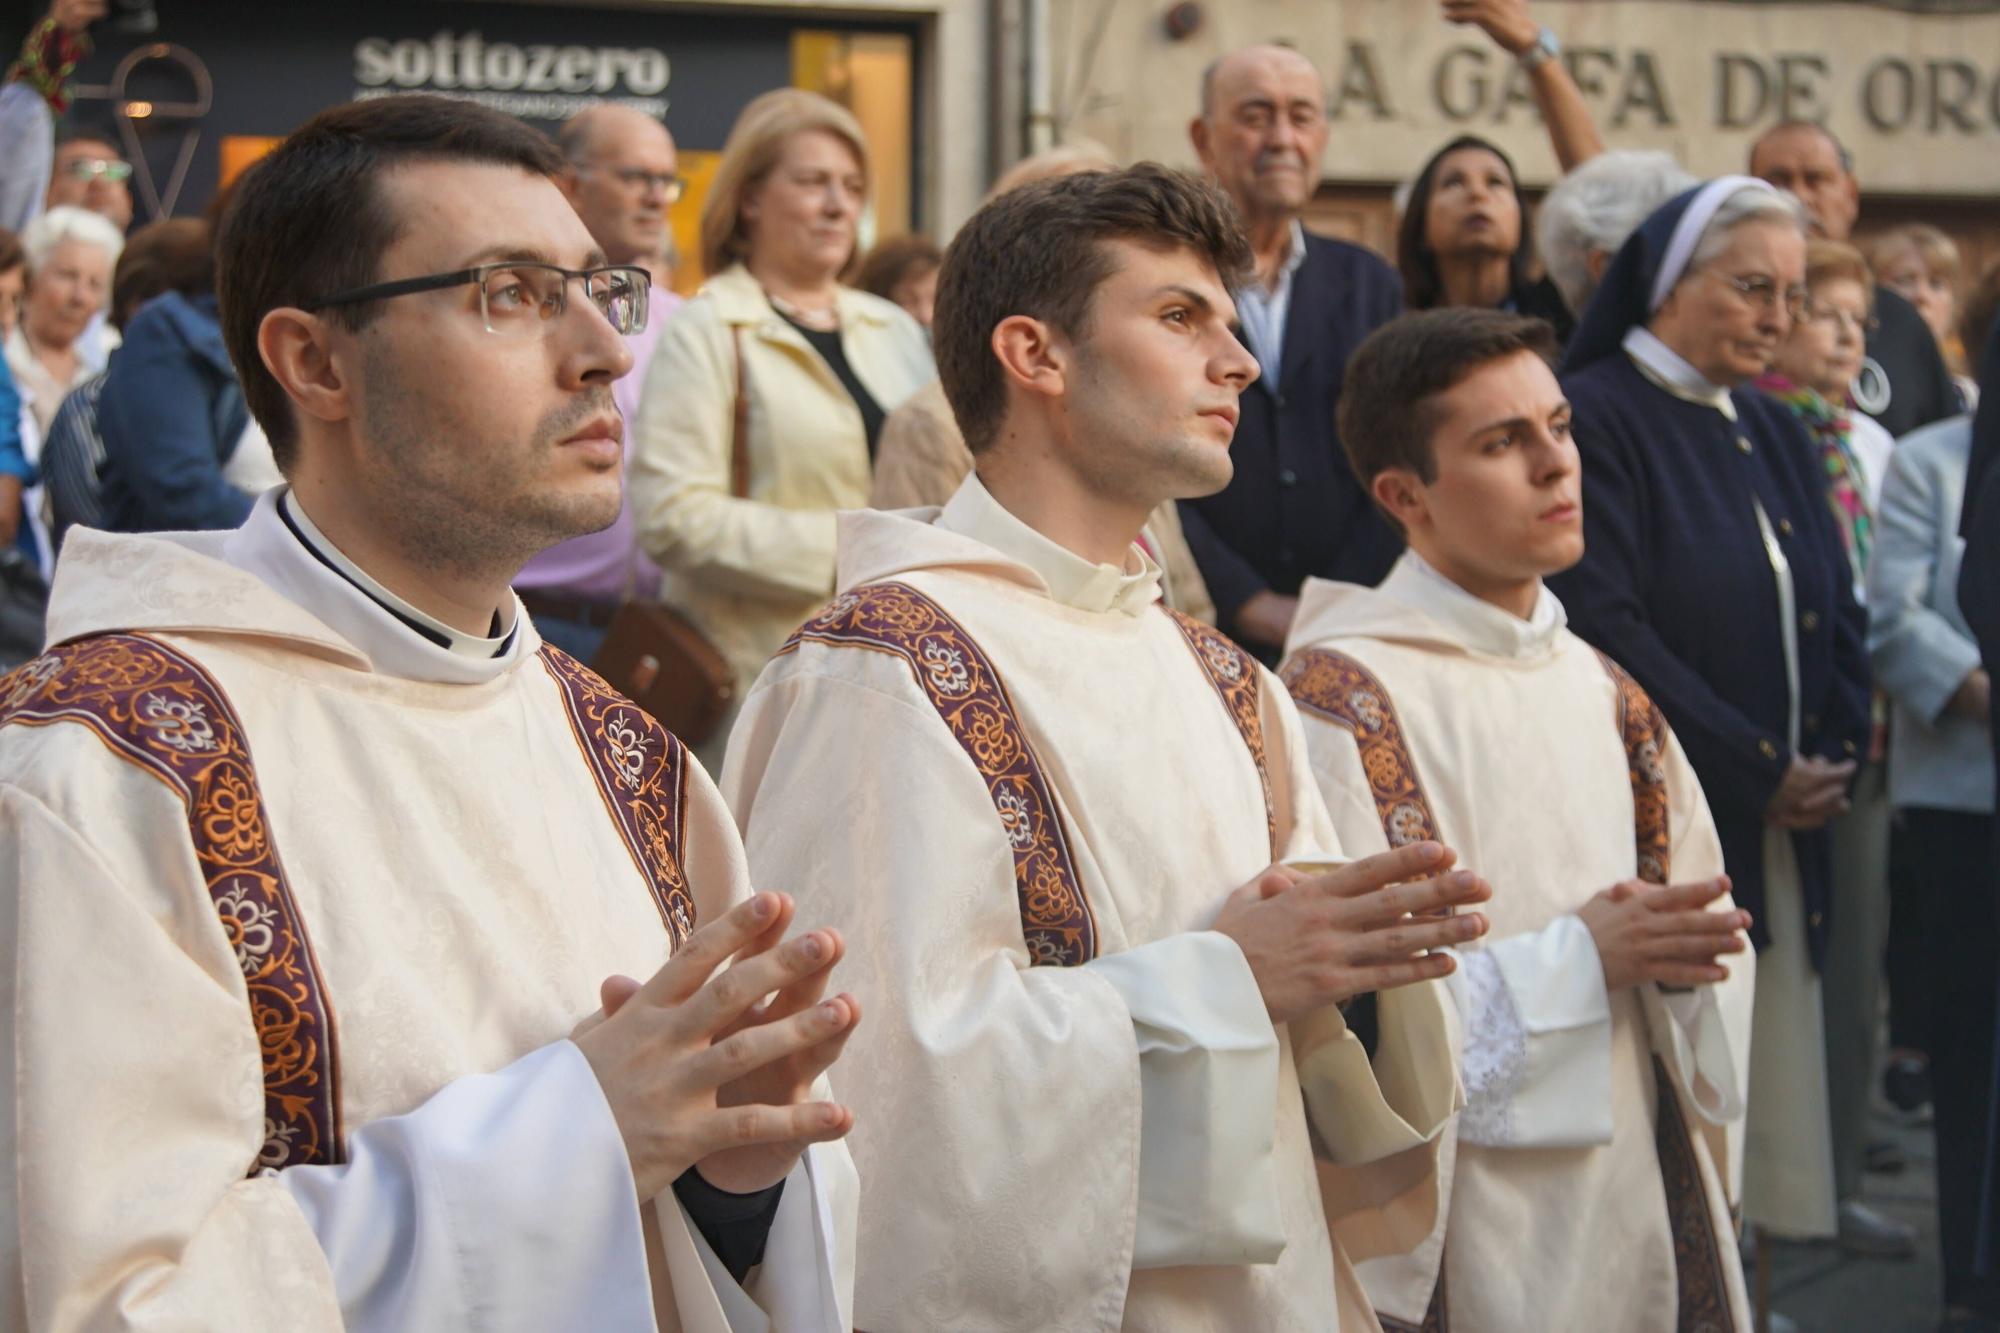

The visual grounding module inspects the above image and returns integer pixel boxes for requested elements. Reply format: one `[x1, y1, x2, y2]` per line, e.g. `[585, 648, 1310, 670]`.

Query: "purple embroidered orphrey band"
[1280, 646, 1444, 848]
[0, 633, 342, 1176]
[778, 580, 1097, 968]
[1164, 610, 1279, 859]
[539, 646, 698, 949]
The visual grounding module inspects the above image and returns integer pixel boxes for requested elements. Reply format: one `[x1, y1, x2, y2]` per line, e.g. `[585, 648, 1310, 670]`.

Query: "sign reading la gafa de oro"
[1061, 0, 2000, 194]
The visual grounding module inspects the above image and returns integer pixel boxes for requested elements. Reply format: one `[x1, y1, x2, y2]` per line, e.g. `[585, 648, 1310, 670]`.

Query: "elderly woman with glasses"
[1547, 179, 1873, 1256]
[629, 88, 934, 766]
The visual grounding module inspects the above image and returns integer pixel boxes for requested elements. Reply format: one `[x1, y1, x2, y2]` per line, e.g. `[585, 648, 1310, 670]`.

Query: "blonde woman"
[1869, 223, 1975, 409]
[630, 88, 933, 765]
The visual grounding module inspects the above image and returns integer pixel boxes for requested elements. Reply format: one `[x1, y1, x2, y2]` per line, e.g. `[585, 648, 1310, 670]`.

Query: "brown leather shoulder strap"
[1, 634, 342, 1175]
[1163, 610, 1278, 859]
[539, 645, 700, 948]
[729, 325, 751, 500]
[1592, 649, 1673, 885]
[778, 581, 1096, 967]
[1280, 645, 1443, 849]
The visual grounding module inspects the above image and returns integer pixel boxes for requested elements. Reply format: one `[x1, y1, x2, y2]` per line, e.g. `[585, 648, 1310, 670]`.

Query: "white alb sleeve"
[278, 1039, 655, 1332]
[1085, 930, 1286, 1268]
[1448, 914, 1615, 1149]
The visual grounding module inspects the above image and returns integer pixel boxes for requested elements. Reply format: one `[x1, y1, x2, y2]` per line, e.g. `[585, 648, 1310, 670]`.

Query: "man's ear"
[1188, 116, 1211, 167]
[557, 165, 584, 205]
[991, 314, 1068, 404]
[257, 307, 352, 431]
[1585, 248, 1612, 285]
[1371, 467, 1430, 536]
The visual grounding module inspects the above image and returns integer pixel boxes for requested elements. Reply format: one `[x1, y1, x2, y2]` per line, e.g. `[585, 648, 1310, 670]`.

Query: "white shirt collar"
[1269, 219, 1308, 286]
[1623, 326, 1738, 421]
[221, 487, 527, 685]
[936, 474, 1162, 616]
[1378, 548, 1567, 661]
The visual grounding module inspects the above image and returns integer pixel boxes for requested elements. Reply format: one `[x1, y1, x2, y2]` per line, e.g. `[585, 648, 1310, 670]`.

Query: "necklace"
[766, 291, 840, 331]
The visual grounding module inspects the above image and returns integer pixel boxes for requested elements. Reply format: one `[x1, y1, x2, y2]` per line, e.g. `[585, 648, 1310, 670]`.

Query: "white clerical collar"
[1623, 326, 1738, 421]
[221, 487, 526, 685]
[1379, 548, 1566, 661]
[937, 473, 1162, 616]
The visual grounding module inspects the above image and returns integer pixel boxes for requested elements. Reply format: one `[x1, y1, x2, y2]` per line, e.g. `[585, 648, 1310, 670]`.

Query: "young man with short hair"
[1, 94, 858, 1329]
[1280, 307, 1756, 1332]
[723, 164, 1491, 1330]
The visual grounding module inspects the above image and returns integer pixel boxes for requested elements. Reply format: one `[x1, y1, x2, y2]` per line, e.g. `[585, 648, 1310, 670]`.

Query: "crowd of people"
[3, 0, 2000, 1329]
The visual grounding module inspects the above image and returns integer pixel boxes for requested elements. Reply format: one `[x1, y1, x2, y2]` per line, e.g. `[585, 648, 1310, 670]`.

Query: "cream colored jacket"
[629, 264, 934, 755]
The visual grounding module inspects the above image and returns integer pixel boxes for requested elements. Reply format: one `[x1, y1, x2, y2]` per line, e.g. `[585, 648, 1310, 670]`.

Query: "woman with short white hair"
[1549, 179, 1876, 1255]
[1535, 149, 1696, 322]
[7, 203, 122, 438]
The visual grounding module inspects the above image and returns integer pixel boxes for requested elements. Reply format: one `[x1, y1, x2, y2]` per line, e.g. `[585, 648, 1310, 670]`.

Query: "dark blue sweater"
[1548, 352, 1871, 965]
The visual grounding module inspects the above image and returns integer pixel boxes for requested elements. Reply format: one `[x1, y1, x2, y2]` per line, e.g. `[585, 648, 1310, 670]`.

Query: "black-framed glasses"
[303, 262, 651, 337]
[62, 157, 132, 183]
[1705, 270, 1810, 322]
[584, 165, 685, 203]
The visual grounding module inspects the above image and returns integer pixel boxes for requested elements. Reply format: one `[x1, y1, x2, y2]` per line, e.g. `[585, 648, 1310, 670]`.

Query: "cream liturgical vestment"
[0, 489, 856, 1332]
[721, 476, 1461, 1333]
[1281, 554, 1755, 1333]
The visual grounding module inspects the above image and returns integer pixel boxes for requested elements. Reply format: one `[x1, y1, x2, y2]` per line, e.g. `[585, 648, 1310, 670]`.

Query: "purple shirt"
[514, 292, 679, 603]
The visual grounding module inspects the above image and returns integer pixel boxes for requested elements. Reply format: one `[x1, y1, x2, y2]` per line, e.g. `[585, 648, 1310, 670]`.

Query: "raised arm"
[1443, 0, 1605, 172]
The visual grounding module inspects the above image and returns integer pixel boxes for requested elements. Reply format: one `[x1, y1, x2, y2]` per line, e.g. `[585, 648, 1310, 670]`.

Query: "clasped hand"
[1765, 754, 1856, 830]
[1578, 876, 1750, 992]
[1213, 841, 1494, 1026]
[574, 891, 861, 1200]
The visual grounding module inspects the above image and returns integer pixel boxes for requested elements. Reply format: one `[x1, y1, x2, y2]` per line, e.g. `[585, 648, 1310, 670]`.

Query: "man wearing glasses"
[46, 126, 134, 232]
[512, 103, 685, 662]
[0, 94, 858, 1330]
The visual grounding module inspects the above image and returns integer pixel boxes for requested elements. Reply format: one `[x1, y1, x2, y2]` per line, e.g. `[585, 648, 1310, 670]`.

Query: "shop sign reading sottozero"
[353, 30, 670, 98]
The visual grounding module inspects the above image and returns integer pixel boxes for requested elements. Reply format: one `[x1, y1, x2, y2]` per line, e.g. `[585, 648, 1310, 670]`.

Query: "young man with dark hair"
[724, 163, 1489, 1330]
[1281, 307, 1756, 1331]
[1, 93, 860, 1329]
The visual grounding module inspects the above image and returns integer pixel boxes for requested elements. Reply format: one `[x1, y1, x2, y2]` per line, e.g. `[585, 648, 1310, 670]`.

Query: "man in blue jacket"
[1180, 44, 1404, 658]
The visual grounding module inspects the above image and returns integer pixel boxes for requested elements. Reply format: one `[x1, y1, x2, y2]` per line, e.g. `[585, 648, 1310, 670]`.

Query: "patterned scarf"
[1756, 372, 1873, 585]
[6, 18, 90, 115]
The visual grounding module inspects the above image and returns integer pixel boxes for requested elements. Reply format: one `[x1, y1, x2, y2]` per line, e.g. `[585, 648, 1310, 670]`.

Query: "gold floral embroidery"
[1164, 612, 1278, 859]
[1281, 647, 1443, 849]
[0, 634, 341, 1175]
[539, 647, 699, 948]
[779, 582, 1097, 967]
[1595, 650, 1674, 886]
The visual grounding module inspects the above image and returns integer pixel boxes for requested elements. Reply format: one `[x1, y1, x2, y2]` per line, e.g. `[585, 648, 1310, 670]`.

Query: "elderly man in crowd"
[1750, 121, 1955, 440]
[512, 103, 684, 662]
[1180, 43, 1404, 657]
[1536, 149, 1696, 327]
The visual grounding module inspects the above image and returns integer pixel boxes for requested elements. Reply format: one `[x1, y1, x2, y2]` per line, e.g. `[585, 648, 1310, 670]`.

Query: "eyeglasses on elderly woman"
[1698, 268, 1811, 322]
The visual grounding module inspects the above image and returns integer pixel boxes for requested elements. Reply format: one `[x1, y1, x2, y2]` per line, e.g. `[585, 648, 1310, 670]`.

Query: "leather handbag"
[588, 328, 751, 745]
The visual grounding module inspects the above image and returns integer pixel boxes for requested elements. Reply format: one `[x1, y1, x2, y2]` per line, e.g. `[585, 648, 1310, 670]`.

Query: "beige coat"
[870, 379, 1217, 624]
[629, 264, 934, 761]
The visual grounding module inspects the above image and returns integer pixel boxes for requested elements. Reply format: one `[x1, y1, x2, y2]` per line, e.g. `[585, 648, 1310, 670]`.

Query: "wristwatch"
[1518, 26, 1560, 70]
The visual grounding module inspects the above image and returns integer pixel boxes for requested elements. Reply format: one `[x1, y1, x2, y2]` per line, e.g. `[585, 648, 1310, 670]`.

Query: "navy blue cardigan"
[1179, 233, 1403, 647]
[1548, 353, 1871, 965]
